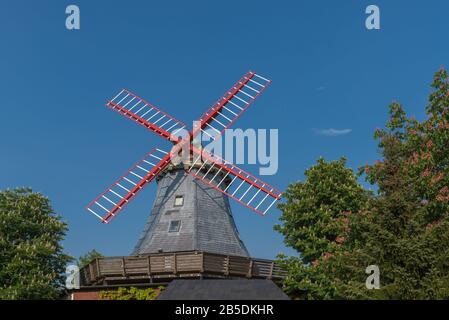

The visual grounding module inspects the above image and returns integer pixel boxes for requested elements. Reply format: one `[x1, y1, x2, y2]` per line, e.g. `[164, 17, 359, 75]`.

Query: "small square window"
[174, 195, 184, 207]
[168, 220, 181, 233]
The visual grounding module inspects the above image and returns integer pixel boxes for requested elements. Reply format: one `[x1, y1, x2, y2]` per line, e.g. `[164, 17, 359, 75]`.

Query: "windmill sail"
[107, 89, 187, 142]
[86, 148, 171, 223]
[187, 146, 282, 216]
[193, 71, 271, 141]
[87, 70, 282, 225]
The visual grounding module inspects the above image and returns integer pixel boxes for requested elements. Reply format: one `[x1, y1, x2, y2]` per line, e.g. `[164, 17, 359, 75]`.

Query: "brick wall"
[71, 290, 101, 300]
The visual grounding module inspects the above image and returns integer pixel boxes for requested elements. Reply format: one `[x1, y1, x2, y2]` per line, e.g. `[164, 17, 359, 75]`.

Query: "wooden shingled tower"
[132, 163, 250, 257]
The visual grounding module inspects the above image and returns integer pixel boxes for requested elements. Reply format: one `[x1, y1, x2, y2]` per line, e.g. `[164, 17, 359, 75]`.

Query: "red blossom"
[421, 169, 431, 178]
[439, 186, 449, 194]
[336, 216, 350, 233]
[421, 152, 431, 161]
[426, 220, 443, 232]
[430, 172, 444, 185]
[322, 252, 333, 261]
[410, 152, 420, 165]
[436, 194, 449, 203]
[335, 236, 345, 244]
[342, 211, 352, 217]
[438, 121, 449, 129]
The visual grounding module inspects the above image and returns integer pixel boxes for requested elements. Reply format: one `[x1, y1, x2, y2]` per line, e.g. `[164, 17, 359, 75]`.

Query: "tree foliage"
[0, 188, 72, 299]
[99, 286, 164, 300]
[275, 158, 369, 299]
[77, 249, 103, 268]
[349, 68, 449, 299]
[277, 68, 449, 299]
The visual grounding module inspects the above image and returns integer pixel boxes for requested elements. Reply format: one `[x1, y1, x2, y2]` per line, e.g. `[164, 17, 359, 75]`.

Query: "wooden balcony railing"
[79, 251, 287, 287]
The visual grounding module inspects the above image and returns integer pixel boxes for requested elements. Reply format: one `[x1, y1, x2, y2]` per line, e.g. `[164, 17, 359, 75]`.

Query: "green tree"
[344, 68, 449, 299]
[77, 249, 103, 268]
[0, 188, 72, 299]
[275, 157, 369, 299]
[276, 68, 449, 299]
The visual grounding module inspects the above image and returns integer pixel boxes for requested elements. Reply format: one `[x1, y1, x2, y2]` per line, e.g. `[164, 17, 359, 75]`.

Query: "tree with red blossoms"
[277, 68, 449, 299]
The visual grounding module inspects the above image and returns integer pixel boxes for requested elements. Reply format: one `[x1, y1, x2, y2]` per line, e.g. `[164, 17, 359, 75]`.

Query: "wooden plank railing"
[79, 251, 286, 286]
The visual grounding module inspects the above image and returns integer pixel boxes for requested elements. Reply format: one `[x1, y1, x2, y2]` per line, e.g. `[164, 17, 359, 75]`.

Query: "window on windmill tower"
[168, 220, 181, 233]
[174, 195, 184, 207]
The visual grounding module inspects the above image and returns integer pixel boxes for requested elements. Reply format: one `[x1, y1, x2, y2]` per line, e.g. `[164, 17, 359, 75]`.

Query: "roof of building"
[157, 279, 289, 300]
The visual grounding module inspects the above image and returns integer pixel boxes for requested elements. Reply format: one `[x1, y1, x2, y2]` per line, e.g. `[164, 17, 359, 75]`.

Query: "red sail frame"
[190, 71, 272, 142]
[187, 146, 282, 216]
[106, 88, 187, 143]
[87, 71, 281, 223]
[86, 148, 171, 224]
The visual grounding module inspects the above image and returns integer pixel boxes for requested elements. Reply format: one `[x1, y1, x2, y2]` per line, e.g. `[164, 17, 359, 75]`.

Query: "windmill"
[86, 71, 283, 257]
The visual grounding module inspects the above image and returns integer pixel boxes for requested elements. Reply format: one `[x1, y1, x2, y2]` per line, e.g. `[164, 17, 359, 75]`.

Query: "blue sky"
[1, 1, 448, 260]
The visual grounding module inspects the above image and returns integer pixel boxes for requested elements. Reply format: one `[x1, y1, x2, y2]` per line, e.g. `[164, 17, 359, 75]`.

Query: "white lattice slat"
[193, 71, 271, 142]
[186, 147, 282, 216]
[106, 89, 187, 142]
[87, 148, 170, 223]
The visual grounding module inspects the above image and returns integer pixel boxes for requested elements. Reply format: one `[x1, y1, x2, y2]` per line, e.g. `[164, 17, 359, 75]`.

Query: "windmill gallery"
[70, 71, 288, 300]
